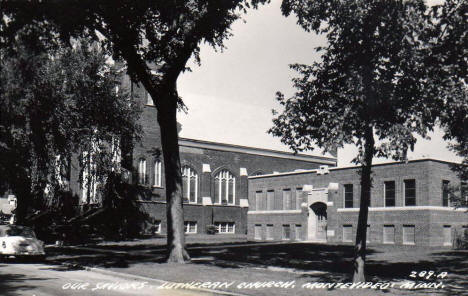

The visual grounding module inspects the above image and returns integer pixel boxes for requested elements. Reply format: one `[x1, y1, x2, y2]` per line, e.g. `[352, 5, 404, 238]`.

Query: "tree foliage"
[1, 0, 268, 262]
[0, 34, 141, 222]
[270, 0, 466, 281]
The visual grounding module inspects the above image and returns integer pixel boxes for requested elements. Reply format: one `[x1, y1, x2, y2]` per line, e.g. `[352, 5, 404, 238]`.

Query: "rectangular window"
[296, 187, 302, 210]
[343, 225, 353, 242]
[255, 191, 263, 210]
[443, 225, 452, 246]
[189, 177, 196, 202]
[403, 225, 415, 245]
[442, 180, 450, 207]
[383, 225, 395, 244]
[138, 159, 147, 184]
[404, 179, 416, 206]
[295, 224, 302, 241]
[282, 189, 291, 210]
[282, 225, 291, 240]
[214, 178, 220, 204]
[267, 190, 274, 210]
[266, 224, 274, 240]
[384, 181, 396, 207]
[344, 184, 353, 208]
[184, 221, 197, 234]
[215, 222, 235, 234]
[154, 160, 162, 187]
[254, 224, 262, 240]
[228, 179, 234, 204]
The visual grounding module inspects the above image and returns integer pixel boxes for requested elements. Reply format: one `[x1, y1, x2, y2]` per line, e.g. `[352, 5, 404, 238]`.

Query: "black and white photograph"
[0, 0, 466, 295]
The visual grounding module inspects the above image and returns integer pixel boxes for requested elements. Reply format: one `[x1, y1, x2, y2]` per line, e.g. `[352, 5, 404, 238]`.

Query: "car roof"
[0, 225, 32, 230]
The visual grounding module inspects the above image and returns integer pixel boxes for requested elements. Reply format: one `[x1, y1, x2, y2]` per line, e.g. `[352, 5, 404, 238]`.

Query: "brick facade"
[72, 80, 336, 235]
[248, 160, 467, 247]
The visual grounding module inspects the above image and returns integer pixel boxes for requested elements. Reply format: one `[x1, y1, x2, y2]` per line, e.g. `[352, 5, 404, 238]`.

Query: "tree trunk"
[156, 87, 190, 263]
[352, 125, 375, 282]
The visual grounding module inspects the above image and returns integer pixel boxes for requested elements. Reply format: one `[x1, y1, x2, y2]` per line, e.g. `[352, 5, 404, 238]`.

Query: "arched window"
[154, 160, 162, 187]
[214, 170, 235, 205]
[182, 166, 198, 203]
[138, 158, 146, 184]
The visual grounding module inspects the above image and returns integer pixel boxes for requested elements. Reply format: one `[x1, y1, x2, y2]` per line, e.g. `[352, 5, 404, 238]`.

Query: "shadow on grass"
[0, 264, 54, 296]
[45, 242, 467, 293]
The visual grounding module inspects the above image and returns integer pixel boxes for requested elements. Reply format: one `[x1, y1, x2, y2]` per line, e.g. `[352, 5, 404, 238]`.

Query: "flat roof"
[178, 137, 336, 165]
[248, 158, 461, 179]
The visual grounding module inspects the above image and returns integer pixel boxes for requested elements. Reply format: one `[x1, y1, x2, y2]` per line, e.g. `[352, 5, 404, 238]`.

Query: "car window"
[5, 227, 36, 238]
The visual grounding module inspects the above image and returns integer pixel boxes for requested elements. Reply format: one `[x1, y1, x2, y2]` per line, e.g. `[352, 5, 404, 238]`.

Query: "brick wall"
[248, 160, 467, 246]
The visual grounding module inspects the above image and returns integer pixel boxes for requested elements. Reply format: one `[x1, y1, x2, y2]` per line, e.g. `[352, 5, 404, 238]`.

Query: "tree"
[1, 0, 267, 262]
[0, 34, 141, 225]
[428, 0, 467, 180]
[269, 0, 465, 281]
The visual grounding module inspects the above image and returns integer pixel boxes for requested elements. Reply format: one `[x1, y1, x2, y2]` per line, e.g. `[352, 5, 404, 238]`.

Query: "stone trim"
[248, 210, 302, 214]
[337, 206, 467, 212]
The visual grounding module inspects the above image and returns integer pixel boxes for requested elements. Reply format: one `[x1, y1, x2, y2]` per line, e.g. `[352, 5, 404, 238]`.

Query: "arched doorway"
[308, 201, 327, 241]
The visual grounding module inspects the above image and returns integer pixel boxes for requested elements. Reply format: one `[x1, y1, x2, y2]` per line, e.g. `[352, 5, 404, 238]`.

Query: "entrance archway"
[309, 202, 327, 241]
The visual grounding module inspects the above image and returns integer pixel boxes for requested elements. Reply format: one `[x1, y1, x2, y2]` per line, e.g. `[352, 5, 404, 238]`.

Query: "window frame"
[153, 159, 162, 187]
[282, 224, 291, 240]
[184, 221, 197, 234]
[214, 169, 236, 205]
[282, 188, 291, 210]
[266, 224, 274, 240]
[343, 225, 353, 242]
[442, 180, 450, 207]
[255, 191, 263, 211]
[215, 222, 235, 234]
[182, 166, 198, 203]
[344, 184, 354, 208]
[384, 180, 396, 207]
[138, 158, 147, 185]
[383, 225, 395, 244]
[404, 179, 416, 206]
[402, 225, 415, 245]
[266, 190, 275, 210]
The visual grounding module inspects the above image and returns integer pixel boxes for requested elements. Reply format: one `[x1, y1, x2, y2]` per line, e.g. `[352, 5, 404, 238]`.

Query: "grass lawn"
[46, 237, 467, 296]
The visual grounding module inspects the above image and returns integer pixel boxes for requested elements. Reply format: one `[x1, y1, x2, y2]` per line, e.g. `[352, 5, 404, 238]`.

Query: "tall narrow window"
[384, 181, 396, 207]
[267, 190, 274, 210]
[182, 166, 198, 203]
[404, 179, 416, 206]
[442, 180, 450, 207]
[266, 224, 274, 240]
[344, 184, 353, 208]
[343, 225, 353, 242]
[214, 170, 235, 205]
[443, 225, 452, 246]
[282, 189, 291, 210]
[295, 224, 302, 241]
[153, 160, 162, 187]
[254, 224, 262, 240]
[138, 159, 147, 184]
[255, 191, 263, 210]
[282, 225, 291, 240]
[296, 187, 302, 210]
[403, 225, 415, 245]
[383, 225, 395, 244]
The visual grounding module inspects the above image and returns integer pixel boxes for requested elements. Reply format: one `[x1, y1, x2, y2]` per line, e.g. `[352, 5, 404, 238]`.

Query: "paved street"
[0, 261, 222, 296]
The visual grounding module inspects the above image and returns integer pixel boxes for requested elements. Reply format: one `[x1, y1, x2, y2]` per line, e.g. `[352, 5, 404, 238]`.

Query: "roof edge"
[178, 137, 336, 165]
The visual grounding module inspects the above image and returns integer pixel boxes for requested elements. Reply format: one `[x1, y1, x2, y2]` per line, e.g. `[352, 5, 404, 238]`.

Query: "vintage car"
[0, 225, 45, 260]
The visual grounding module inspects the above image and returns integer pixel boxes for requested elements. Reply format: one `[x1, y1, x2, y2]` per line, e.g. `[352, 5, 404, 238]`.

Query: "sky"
[177, 0, 460, 167]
